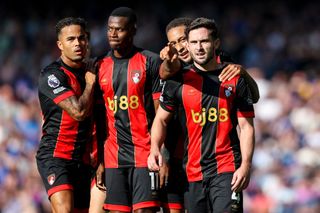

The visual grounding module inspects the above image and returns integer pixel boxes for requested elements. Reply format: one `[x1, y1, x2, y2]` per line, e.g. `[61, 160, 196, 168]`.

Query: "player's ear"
[57, 40, 63, 51]
[132, 24, 137, 35]
[214, 38, 220, 49]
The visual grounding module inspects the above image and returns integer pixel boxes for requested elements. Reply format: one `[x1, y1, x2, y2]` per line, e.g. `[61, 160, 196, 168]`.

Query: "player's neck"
[60, 55, 83, 69]
[194, 59, 218, 72]
[113, 44, 134, 58]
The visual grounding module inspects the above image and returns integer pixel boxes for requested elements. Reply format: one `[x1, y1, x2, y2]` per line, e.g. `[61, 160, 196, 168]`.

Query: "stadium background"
[0, 0, 319, 212]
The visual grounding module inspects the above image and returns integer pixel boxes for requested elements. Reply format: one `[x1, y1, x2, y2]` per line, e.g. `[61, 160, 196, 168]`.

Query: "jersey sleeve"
[147, 53, 162, 100]
[235, 76, 255, 118]
[38, 67, 75, 104]
[159, 79, 181, 112]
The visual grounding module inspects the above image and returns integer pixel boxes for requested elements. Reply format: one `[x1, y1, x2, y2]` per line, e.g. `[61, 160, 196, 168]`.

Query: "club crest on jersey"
[47, 173, 55, 185]
[131, 70, 141, 84]
[225, 86, 233, 98]
[48, 74, 60, 88]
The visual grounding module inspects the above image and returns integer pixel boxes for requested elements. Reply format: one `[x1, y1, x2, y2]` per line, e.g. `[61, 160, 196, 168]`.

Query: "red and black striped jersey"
[37, 59, 93, 161]
[98, 47, 162, 168]
[160, 63, 255, 182]
[163, 55, 233, 160]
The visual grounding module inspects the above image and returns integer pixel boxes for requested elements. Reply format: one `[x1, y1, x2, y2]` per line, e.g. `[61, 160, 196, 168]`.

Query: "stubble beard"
[192, 53, 214, 66]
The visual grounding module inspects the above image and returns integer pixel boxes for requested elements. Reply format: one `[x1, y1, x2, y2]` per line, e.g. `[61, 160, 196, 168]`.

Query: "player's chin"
[194, 58, 206, 65]
[109, 41, 121, 49]
[73, 55, 85, 62]
[110, 44, 121, 50]
[181, 56, 192, 64]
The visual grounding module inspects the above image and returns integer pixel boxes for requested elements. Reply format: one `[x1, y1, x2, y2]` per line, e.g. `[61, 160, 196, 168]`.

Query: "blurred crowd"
[0, 0, 319, 212]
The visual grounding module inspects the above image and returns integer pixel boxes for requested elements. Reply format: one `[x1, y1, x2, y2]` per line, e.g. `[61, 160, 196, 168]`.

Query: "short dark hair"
[110, 7, 137, 27]
[165, 17, 193, 33]
[186, 17, 219, 40]
[55, 17, 88, 38]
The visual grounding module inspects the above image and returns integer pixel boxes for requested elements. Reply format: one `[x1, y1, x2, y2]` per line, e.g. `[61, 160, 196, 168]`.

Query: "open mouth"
[195, 52, 206, 58]
[74, 49, 84, 55]
[180, 51, 188, 58]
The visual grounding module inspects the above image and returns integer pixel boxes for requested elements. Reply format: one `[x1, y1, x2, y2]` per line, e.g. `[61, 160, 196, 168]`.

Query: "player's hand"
[231, 164, 251, 192]
[148, 149, 162, 172]
[96, 163, 106, 191]
[85, 57, 98, 74]
[85, 71, 96, 85]
[160, 43, 179, 63]
[159, 160, 169, 188]
[84, 58, 98, 85]
[219, 64, 243, 82]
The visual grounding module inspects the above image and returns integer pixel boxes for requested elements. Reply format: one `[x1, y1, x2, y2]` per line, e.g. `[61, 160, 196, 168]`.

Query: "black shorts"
[36, 157, 92, 209]
[104, 167, 161, 212]
[160, 159, 185, 210]
[184, 173, 243, 213]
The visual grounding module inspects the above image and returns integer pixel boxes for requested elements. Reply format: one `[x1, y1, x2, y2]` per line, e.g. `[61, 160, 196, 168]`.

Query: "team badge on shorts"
[224, 86, 233, 98]
[47, 173, 56, 185]
[48, 74, 60, 88]
[131, 70, 142, 84]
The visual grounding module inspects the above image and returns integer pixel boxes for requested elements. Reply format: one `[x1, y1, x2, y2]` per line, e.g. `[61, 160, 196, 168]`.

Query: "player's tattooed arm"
[58, 80, 95, 121]
[58, 62, 97, 121]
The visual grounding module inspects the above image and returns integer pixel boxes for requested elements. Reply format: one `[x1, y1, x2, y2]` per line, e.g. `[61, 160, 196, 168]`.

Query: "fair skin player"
[148, 25, 254, 195]
[159, 22, 259, 103]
